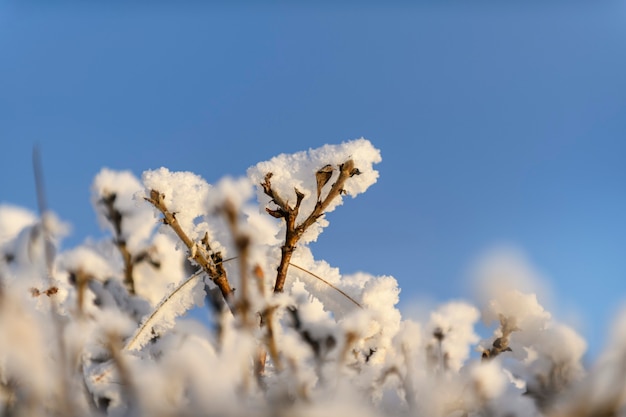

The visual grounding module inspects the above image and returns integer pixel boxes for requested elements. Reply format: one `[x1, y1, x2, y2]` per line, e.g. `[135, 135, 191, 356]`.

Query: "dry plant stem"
[340, 331, 359, 364]
[222, 201, 268, 389]
[236, 245, 251, 328]
[145, 189, 234, 304]
[32, 147, 74, 416]
[73, 269, 91, 315]
[255, 346, 267, 381]
[107, 333, 139, 410]
[262, 306, 282, 371]
[222, 201, 252, 329]
[262, 159, 359, 293]
[254, 264, 282, 374]
[100, 193, 136, 295]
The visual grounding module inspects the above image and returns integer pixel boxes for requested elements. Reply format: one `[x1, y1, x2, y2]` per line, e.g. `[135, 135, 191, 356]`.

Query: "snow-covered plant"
[0, 138, 624, 417]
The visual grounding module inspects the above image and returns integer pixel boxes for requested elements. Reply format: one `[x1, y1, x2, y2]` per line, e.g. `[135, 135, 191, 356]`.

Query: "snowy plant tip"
[91, 168, 154, 252]
[58, 246, 114, 281]
[141, 167, 212, 236]
[92, 168, 144, 230]
[248, 138, 381, 215]
[246, 139, 380, 293]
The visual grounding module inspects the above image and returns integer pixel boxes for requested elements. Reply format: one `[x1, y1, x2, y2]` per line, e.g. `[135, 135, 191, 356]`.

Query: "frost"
[0, 204, 37, 247]
[248, 138, 381, 244]
[426, 301, 480, 372]
[0, 207, 69, 291]
[125, 270, 206, 351]
[58, 246, 114, 281]
[475, 248, 587, 411]
[288, 247, 360, 318]
[92, 168, 155, 252]
[142, 167, 212, 240]
[131, 233, 187, 306]
[207, 176, 255, 211]
[0, 140, 618, 417]
[467, 359, 507, 400]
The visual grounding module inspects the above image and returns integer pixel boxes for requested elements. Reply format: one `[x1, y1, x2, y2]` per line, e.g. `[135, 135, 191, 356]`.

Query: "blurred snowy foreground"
[0, 139, 624, 417]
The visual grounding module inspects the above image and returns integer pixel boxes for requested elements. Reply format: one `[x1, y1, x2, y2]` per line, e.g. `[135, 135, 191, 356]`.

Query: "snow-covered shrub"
[0, 138, 623, 417]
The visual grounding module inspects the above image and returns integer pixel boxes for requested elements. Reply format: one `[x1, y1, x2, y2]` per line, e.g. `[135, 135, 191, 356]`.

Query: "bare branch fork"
[261, 159, 361, 293]
[144, 189, 234, 307]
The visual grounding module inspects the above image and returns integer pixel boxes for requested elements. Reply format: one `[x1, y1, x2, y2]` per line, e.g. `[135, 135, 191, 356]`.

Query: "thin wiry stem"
[219, 256, 362, 310]
[288, 263, 362, 309]
[125, 269, 204, 351]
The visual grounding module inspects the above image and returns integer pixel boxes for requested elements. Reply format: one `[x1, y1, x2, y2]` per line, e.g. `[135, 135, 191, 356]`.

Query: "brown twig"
[262, 305, 282, 372]
[261, 160, 360, 293]
[254, 264, 282, 377]
[144, 189, 234, 306]
[100, 193, 136, 295]
[68, 269, 91, 315]
[221, 199, 253, 329]
[100, 193, 161, 295]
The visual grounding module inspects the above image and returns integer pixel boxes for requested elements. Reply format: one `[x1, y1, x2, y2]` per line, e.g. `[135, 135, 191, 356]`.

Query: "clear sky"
[2, 1, 625, 358]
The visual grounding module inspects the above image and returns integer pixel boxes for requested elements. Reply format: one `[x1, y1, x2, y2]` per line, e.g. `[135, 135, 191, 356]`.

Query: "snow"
[0, 139, 617, 417]
[58, 246, 115, 281]
[247, 138, 381, 244]
[92, 168, 155, 252]
[125, 270, 206, 351]
[142, 167, 212, 241]
[0, 204, 37, 247]
[467, 359, 507, 400]
[0, 284, 56, 406]
[427, 301, 480, 372]
[132, 233, 186, 306]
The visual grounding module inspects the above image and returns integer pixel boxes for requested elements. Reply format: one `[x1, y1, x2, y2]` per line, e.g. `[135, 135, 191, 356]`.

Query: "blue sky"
[2, 2, 626, 358]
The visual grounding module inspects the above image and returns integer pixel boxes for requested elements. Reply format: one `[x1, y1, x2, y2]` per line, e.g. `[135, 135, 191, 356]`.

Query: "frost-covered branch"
[3, 139, 622, 417]
[261, 159, 361, 293]
[221, 200, 253, 328]
[144, 189, 234, 306]
[99, 193, 137, 294]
